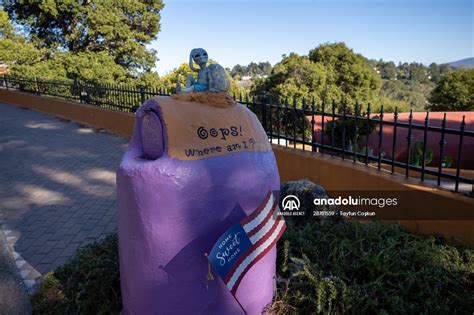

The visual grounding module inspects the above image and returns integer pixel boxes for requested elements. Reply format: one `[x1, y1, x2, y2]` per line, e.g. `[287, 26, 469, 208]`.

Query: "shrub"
[32, 221, 474, 314]
[31, 234, 121, 314]
[269, 218, 474, 314]
[409, 140, 433, 167]
[324, 115, 378, 152]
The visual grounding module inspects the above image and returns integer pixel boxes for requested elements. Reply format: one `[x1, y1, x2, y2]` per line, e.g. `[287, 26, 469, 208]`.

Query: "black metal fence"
[2, 75, 473, 195]
[1, 75, 168, 112]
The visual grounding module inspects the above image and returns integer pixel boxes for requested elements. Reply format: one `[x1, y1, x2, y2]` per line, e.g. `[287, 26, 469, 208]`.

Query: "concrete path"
[0, 102, 128, 303]
[0, 228, 32, 314]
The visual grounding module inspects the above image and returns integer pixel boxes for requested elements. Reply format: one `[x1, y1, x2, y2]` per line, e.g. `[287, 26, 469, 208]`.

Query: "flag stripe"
[240, 191, 272, 225]
[223, 214, 283, 284]
[230, 223, 286, 296]
[228, 220, 287, 294]
[249, 205, 280, 244]
[242, 193, 274, 232]
[246, 199, 278, 238]
[225, 218, 285, 287]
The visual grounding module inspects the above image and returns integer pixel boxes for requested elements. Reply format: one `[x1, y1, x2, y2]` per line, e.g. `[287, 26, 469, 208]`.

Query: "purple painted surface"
[117, 98, 280, 314]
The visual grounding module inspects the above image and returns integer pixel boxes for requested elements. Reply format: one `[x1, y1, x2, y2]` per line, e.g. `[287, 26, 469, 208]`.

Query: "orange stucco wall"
[2, 90, 473, 247]
[273, 145, 474, 247]
[0, 89, 134, 136]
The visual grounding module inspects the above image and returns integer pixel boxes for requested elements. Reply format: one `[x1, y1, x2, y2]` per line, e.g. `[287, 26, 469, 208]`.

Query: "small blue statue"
[177, 48, 230, 93]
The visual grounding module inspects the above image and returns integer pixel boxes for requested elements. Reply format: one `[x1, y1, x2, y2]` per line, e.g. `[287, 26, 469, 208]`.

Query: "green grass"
[31, 220, 474, 314]
[269, 218, 474, 314]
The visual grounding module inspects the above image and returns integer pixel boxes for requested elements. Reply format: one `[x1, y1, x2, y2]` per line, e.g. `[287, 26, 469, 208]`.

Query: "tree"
[230, 64, 245, 78]
[427, 69, 474, 111]
[408, 62, 427, 82]
[379, 80, 433, 111]
[380, 61, 397, 80]
[428, 63, 441, 83]
[160, 61, 244, 96]
[3, 0, 164, 73]
[13, 52, 129, 83]
[259, 61, 272, 76]
[0, 7, 45, 70]
[308, 42, 381, 108]
[375, 96, 411, 113]
[160, 62, 198, 93]
[438, 64, 453, 78]
[129, 71, 162, 89]
[1, 7, 129, 83]
[397, 62, 410, 80]
[247, 62, 260, 76]
[251, 43, 382, 110]
[251, 53, 326, 106]
[230, 61, 273, 79]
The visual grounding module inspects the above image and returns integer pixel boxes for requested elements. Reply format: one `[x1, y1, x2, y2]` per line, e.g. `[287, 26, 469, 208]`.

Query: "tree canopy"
[308, 42, 382, 107]
[251, 53, 326, 104]
[2, 3, 470, 113]
[0, 8, 45, 70]
[251, 43, 381, 110]
[230, 61, 272, 79]
[379, 80, 433, 110]
[159, 62, 245, 96]
[246, 42, 470, 113]
[3, 0, 163, 72]
[0, 1, 163, 84]
[427, 68, 474, 111]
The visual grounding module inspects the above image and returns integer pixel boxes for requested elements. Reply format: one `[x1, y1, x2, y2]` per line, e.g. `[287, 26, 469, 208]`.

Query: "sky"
[150, 0, 473, 75]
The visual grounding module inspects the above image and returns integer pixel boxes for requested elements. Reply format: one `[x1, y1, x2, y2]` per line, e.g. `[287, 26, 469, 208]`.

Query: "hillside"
[448, 57, 474, 68]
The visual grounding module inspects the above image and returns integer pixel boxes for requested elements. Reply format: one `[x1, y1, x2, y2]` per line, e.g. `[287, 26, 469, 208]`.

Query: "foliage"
[32, 221, 474, 314]
[442, 155, 453, 168]
[159, 62, 197, 93]
[251, 43, 381, 112]
[160, 61, 245, 96]
[364, 59, 457, 111]
[428, 63, 453, 83]
[1, 1, 164, 85]
[374, 96, 411, 114]
[379, 61, 397, 80]
[324, 113, 378, 152]
[410, 140, 433, 166]
[3, 0, 471, 112]
[427, 68, 474, 111]
[379, 79, 434, 111]
[31, 234, 121, 315]
[0, 7, 46, 69]
[127, 71, 163, 89]
[367, 59, 453, 84]
[30, 273, 65, 314]
[3, 0, 164, 72]
[407, 62, 428, 82]
[308, 42, 382, 107]
[251, 53, 326, 107]
[15, 51, 129, 84]
[269, 218, 474, 314]
[230, 61, 272, 79]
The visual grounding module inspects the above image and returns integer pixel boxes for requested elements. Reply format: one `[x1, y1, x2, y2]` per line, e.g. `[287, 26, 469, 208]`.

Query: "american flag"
[207, 191, 286, 298]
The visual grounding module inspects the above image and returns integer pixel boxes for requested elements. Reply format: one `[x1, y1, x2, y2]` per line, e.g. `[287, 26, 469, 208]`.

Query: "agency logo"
[282, 195, 300, 211]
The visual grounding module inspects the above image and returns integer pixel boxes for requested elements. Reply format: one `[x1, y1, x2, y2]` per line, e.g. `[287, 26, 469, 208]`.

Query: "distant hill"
[448, 57, 474, 68]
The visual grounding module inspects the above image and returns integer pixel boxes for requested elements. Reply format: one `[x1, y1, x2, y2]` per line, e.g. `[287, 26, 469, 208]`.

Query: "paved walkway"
[0, 102, 128, 297]
[0, 226, 32, 314]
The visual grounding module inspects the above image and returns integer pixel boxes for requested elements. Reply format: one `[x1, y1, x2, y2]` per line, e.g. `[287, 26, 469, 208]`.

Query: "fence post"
[311, 98, 316, 152]
[4, 74, 8, 90]
[76, 79, 83, 103]
[261, 96, 267, 132]
[35, 77, 40, 95]
[140, 86, 145, 104]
